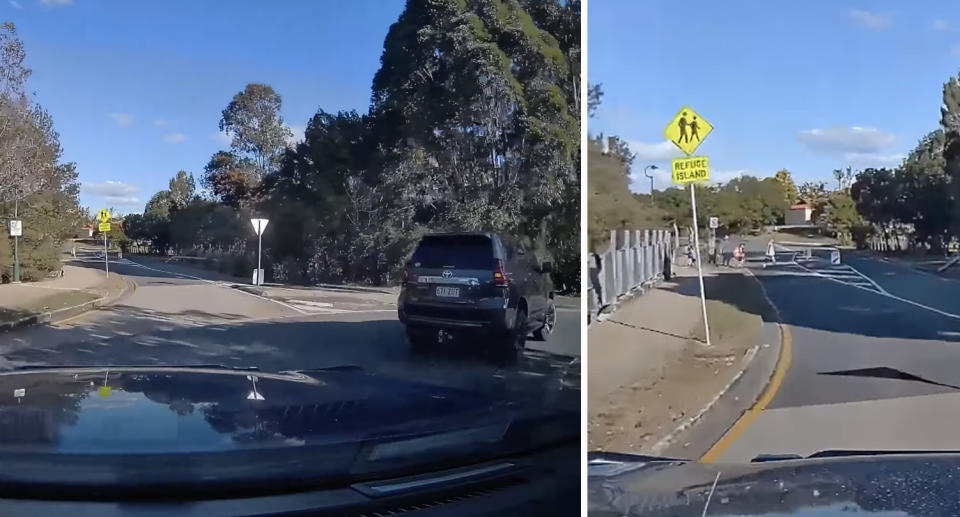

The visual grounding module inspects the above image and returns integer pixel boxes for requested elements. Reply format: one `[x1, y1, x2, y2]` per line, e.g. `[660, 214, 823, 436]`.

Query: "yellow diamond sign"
[97, 208, 111, 223]
[663, 106, 713, 156]
[671, 156, 709, 185]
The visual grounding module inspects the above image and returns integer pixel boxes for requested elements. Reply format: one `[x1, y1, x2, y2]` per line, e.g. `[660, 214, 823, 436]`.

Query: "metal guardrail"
[588, 228, 676, 320]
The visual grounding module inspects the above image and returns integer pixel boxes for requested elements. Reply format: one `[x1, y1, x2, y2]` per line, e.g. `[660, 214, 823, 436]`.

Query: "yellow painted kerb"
[699, 323, 792, 463]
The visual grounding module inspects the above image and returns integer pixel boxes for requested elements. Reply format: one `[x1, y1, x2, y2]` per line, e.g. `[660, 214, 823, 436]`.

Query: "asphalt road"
[715, 238, 960, 461]
[0, 251, 580, 404]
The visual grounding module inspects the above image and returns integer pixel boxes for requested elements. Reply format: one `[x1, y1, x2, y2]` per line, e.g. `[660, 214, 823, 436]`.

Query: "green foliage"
[122, 1, 580, 288]
[588, 139, 665, 250]
[587, 83, 602, 118]
[820, 191, 862, 245]
[219, 83, 292, 175]
[774, 169, 799, 205]
[168, 170, 196, 210]
[851, 130, 952, 251]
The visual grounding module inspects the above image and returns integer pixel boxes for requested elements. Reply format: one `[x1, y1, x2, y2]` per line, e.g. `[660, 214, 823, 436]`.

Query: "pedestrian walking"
[686, 243, 697, 266]
[765, 238, 776, 267]
[733, 243, 745, 267]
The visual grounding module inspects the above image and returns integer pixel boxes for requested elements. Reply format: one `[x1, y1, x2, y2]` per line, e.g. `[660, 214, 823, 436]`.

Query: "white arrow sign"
[250, 218, 269, 236]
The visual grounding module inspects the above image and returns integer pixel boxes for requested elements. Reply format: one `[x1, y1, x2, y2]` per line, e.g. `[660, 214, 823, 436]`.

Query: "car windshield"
[411, 236, 494, 269]
[587, 0, 960, 505]
[0, 0, 581, 498]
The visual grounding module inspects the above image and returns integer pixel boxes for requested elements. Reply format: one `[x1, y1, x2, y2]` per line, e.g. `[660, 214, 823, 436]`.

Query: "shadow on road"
[0, 308, 579, 402]
[664, 258, 960, 343]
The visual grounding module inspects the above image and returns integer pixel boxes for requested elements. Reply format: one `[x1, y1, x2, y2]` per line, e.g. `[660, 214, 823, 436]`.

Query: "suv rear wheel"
[533, 300, 555, 341]
[499, 306, 527, 354]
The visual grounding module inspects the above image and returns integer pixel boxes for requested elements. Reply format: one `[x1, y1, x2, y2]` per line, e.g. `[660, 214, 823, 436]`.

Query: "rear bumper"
[398, 294, 512, 333]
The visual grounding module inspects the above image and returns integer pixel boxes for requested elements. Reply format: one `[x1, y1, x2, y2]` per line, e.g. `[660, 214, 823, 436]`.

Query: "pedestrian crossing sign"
[663, 106, 713, 156]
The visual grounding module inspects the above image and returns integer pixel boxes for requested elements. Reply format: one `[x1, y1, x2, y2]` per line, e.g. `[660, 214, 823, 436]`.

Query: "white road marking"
[782, 259, 960, 320]
[122, 259, 308, 315]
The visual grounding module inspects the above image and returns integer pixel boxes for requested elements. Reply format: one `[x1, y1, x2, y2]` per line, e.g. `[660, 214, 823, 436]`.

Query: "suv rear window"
[411, 235, 494, 269]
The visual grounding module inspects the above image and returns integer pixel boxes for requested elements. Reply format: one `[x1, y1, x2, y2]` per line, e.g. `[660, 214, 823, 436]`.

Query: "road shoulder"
[588, 267, 781, 457]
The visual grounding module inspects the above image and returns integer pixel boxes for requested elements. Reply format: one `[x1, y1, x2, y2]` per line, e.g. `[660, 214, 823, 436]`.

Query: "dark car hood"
[588, 451, 960, 516]
[0, 366, 577, 494]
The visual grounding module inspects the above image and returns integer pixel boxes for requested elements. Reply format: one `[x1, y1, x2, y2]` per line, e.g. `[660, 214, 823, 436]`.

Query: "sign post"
[664, 106, 713, 346]
[97, 209, 111, 275]
[250, 218, 269, 286]
[9, 220, 21, 283]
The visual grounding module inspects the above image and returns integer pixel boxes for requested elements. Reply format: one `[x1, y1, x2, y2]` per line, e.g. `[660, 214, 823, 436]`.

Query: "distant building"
[785, 202, 813, 225]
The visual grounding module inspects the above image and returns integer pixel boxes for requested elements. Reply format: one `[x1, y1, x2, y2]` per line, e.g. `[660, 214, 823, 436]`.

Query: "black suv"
[398, 232, 556, 352]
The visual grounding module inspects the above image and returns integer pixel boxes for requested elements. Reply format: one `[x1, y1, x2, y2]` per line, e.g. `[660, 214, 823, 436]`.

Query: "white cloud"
[9, 1, 23, 9]
[106, 112, 135, 127]
[209, 131, 231, 146]
[153, 119, 169, 127]
[81, 180, 138, 197]
[104, 196, 142, 206]
[285, 124, 306, 147]
[797, 126, 895, 154]
[163, 133, 186, 143]
[711, 169, 754, 185]
[844, 152, 906, 168]
[628, 140, 685, 161]
[935, 19, 952, 31]
[37, 0, 72, 5]
[849, 9, 891, 29]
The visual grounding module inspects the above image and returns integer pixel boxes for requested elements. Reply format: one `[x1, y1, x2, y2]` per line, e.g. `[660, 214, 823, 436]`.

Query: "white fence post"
[632, 230, 642, 289]
[643, 230, 652, 283]
[624, 230, 635, 294]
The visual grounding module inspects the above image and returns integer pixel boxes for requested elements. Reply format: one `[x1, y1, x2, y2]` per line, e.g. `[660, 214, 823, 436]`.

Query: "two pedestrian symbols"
[663, 106, 712, 156]
[664, 106, 712, 185]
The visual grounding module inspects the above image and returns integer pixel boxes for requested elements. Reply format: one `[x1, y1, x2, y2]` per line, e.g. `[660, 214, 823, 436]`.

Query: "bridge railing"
[588, 228, 676, 321]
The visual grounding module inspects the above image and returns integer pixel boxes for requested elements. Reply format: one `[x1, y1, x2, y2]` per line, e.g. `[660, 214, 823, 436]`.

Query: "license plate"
[436, 286, 460, 298]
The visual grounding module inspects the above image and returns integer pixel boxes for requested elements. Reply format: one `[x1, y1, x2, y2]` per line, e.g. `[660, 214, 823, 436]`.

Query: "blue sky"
[589, 1, 960, 192]
[2, 0, 404, 212]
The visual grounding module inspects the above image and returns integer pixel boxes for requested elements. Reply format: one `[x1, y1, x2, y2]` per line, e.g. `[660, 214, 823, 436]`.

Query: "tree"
[832, 166, 854, 191]
[942, 75, 960, 239]
[219, 83, 292, 176]
[821, 191, 863, 245]
[168, 170, 195, 210]
[0, 22, 76, 281]
[202, 151, 256, 208]
[371, 0, 579, 262]
[798, 181, 829, 222]
[774, 169, 799, 206]
[588, 83, 603, 118]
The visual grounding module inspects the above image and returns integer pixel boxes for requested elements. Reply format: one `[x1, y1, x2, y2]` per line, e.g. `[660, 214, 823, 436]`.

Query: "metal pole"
[104, 231, 109, 275]
[13, 196, 19, 283]
[644, 165, 657, 206]
[257, 228, 263, 286]
[689, 184, 711, 346]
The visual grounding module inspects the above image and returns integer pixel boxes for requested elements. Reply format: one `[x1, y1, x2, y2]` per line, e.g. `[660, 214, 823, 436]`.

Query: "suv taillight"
[493, 259, 508, 286]
[403, 264, 416, 285]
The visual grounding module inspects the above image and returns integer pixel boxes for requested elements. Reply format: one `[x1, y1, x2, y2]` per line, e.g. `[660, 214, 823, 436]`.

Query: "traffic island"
[0, 269, 133, 333]
[587, 266, 780, 458]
